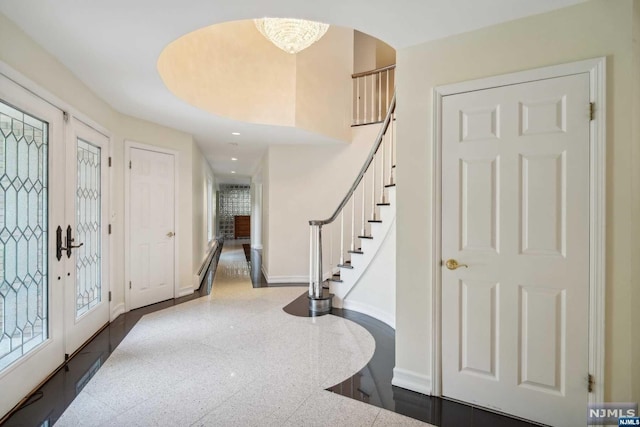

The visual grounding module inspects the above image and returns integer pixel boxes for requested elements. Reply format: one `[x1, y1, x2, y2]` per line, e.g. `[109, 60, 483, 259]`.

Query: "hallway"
[54, 240, 428, 426]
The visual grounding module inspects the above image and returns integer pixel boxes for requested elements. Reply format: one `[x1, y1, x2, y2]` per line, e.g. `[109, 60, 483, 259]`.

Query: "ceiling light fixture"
[231, 157, 238, 161]
[254, 18, 329, 54]
[231, 132, 240, 136]
[231, 171, 236, 174]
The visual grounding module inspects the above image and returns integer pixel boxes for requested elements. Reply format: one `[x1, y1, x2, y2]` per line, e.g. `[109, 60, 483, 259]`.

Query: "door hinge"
[108, 224, 112, 235]
[129, 281, 132, 289]
[108, 156, 112, 167]
[129, 160, 132, 169]
[108, 291, 112, 302]
[588, 373, 594, 392]
[63, 111, 69, 122]
[589, 102, 595, 121]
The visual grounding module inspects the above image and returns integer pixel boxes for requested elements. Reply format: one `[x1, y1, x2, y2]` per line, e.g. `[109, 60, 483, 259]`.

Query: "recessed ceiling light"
[231, 157, 238, 161]
[231, 132, 240, 136]
[231, 171, 236, 174]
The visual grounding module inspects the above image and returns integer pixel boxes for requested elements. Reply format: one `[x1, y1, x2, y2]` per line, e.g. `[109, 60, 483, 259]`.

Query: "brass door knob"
[445, 259, 468, 270]
[167, 231, 175, 238]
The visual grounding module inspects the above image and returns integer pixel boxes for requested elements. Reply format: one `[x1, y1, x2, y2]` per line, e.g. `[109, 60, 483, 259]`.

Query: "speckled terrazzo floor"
[54, 240, 431, 427]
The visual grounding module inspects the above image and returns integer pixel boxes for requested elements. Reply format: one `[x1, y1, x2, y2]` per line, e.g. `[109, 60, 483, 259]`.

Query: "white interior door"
[64, 119, 110, 354]
[0, 76, 65, 417]
[441, 73, 590, 426]
[128, 147, 175, 310]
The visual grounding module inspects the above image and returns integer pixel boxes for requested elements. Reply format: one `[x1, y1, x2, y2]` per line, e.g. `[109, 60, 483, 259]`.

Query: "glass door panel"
[0, 101, 49, 371]
[63, 119, 109, 355]
[75, 139, 101, 318]
[0, 75, 65, 419]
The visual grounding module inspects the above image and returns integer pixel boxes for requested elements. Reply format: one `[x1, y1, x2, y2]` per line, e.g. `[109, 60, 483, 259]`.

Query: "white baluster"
[371, 156, 377, 221]
[389, 115, 394, 185]
[378, 72, 382, 122]
[363, 75, 367, 125]
[380, 133, 386, 204]
[329, 222, 333, 275]
[350, 194, 355, 251]
[386, 70, 390, 116]
[361, 178, 366, 236]
[339, 209, 344, 265]
[370, 74, 375, 124]
[356, 77, 360, 125]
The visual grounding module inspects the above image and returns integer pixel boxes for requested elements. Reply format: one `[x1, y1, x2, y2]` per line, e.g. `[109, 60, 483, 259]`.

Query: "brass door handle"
[445, 259, 468, 270]
[167, 232, 175, 238]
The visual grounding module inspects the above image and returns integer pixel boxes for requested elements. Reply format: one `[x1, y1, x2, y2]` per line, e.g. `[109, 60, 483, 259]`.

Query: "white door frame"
[431, 57, 606, 407]
[124, 140, 180, 312]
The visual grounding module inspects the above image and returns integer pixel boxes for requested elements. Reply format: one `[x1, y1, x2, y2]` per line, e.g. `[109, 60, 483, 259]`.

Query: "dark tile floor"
[284, 292, 545, 427]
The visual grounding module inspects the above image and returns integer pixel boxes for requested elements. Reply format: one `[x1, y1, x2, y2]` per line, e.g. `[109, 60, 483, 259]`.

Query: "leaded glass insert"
[75, 139, 101, 318]
[218, 184, 250, 239]
[0, 99, 48, 373]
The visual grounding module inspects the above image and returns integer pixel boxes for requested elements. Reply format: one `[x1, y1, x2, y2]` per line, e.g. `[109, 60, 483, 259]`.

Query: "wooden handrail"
[351, 64, 396, 79]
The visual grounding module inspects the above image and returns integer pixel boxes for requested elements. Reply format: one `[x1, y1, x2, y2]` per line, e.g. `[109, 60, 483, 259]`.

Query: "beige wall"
[1, 12, 212, 312]
[159, 21, 354, 142]
[396, 0, 638, 402]
[354, 30, 377, 73]
[631, 0, 640, 404]
[375, 39, 396, 69]
[158, 20, 297, 127]
[295, 26, 353, 142]
[262, 125, 379, 281]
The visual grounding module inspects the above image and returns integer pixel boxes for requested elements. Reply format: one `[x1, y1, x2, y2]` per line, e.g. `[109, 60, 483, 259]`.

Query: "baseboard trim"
[110, 303, 125, 321]
[177, 287, 194, 297]
[392, 368, 432, 395]
[262, 271, 333, 284]
[342, 299, 395, 329]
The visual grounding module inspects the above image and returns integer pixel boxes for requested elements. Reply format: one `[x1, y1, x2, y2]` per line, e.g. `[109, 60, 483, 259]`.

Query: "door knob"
[445, 259, 468, 270]
[167, 231, 175, 237]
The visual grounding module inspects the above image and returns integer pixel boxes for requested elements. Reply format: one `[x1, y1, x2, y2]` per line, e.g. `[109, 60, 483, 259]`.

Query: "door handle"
[167, 231, 175, 238]
[65, 225, 83, 258]
[56, 225, 84, 260]
[445, 259, 468, 270]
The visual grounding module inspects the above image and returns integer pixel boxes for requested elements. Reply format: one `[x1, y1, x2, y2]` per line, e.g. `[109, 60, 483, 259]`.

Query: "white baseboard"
[110, 303, 125, 321]
[392, 368, 432, 395]
[261, 270, 333, 284]
[177, 287, 194, 297]
[342, 299, 395, 329]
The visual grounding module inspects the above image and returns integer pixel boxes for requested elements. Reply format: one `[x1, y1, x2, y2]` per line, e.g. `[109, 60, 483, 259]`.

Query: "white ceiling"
[0, 0, 585, 183]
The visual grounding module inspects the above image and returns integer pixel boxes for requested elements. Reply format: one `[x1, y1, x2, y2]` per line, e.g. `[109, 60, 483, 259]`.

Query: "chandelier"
[254, 18, 329, 54]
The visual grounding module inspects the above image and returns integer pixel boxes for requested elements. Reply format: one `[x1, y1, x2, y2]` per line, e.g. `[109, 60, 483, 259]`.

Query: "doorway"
[433, 59, 605, 427]
[125, 143, 177, 310]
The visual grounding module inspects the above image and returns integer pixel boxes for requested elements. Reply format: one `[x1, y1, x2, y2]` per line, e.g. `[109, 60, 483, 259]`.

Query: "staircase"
[308, 90, 396, 315]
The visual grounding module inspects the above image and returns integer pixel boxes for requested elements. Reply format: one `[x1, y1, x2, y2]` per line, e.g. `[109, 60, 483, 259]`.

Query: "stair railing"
[308, 92, 396, 305]
[352, 65, 395, 126]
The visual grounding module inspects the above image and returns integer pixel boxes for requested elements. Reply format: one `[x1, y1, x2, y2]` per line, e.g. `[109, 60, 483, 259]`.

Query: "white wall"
[261, 124, 379, 282]
[250, 172, 263, 249]
[344, 220, 396, 328]
[0, 12, 213, 315]
[192, 143, 216, 281]
[395, 0, 639, 402]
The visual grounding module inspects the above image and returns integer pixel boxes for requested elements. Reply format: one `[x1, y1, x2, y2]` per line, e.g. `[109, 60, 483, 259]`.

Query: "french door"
[0, 75, 109, 417]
